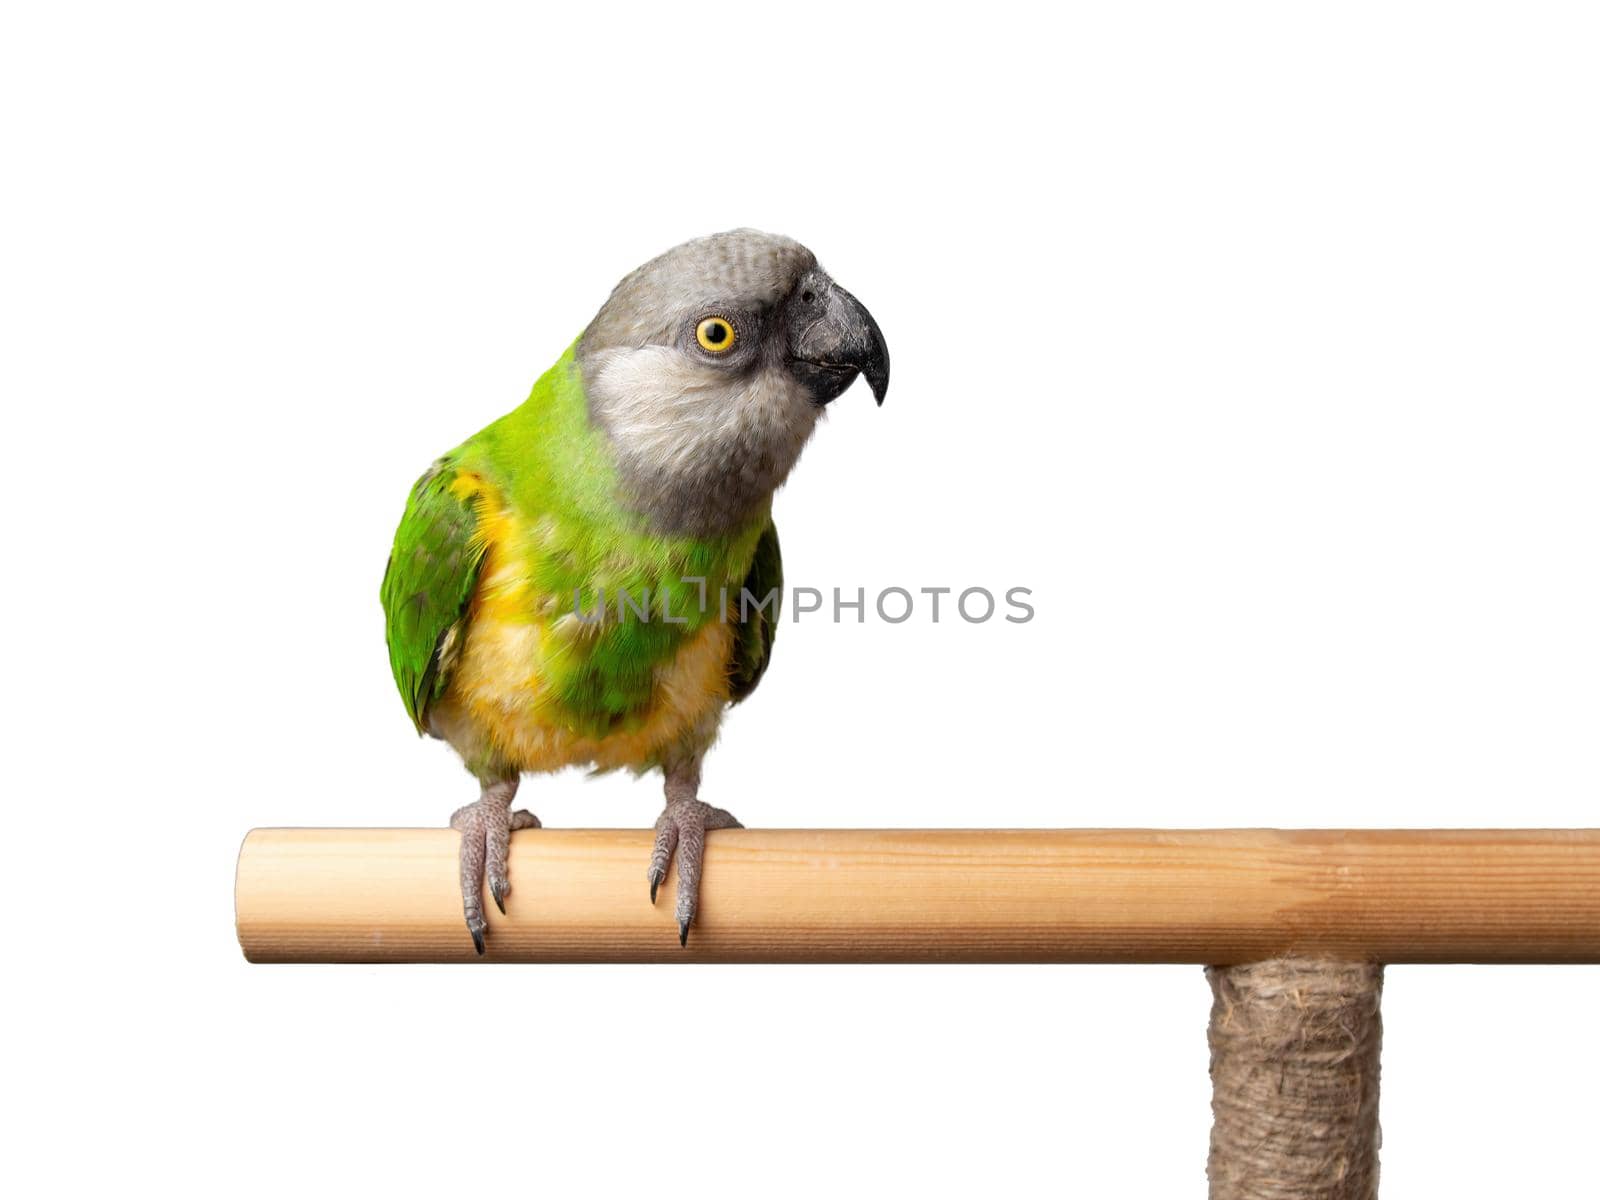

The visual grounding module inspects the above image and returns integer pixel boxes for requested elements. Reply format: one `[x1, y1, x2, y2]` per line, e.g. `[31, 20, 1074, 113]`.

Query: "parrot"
[380, 230, 889, 953]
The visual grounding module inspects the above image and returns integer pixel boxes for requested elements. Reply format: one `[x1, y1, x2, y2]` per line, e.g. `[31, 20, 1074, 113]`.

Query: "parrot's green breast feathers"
[379, 349, 783, 752]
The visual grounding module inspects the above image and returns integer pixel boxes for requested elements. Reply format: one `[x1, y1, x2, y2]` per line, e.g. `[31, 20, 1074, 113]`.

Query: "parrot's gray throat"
[576, 229, 889, 538]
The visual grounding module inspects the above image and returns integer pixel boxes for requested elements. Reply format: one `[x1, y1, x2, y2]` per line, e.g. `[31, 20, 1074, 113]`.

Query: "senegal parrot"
[380, 230, 889, 952]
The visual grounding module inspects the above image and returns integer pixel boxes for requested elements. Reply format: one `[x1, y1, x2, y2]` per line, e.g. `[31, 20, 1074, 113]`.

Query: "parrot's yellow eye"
[695, 316, 736, 353]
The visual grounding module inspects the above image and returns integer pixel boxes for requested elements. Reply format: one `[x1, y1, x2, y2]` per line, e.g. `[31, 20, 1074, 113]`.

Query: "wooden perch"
[235, 828, 1600, 964]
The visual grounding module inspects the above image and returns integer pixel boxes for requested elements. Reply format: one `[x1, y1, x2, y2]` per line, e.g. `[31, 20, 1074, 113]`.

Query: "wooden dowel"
[235, 828, 1600, 964]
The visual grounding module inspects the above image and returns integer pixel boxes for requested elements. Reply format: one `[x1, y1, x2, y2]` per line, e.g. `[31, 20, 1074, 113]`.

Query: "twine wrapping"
[1206, 958, 1384, 1200]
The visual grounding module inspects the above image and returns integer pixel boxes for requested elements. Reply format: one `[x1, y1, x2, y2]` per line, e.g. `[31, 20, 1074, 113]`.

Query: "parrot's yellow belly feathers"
[437, 601, 733, 773]
[426, 479, 735, 775]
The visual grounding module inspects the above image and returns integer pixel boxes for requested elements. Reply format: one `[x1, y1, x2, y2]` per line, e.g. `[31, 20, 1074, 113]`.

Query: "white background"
[4, 2, 1597, 1196]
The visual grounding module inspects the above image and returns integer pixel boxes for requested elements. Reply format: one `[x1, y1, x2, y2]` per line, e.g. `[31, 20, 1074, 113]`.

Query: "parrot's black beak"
[785, 270, 890, 406]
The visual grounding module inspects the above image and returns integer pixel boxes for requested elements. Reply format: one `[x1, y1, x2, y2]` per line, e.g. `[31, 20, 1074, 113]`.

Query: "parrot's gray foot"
[450, 779, 539, 956]
[646, 798, 741, 947]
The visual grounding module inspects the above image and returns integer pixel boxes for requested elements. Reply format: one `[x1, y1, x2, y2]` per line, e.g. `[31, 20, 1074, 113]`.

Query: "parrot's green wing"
[728, 520, 782, 704]
[380, 458, 486, 733]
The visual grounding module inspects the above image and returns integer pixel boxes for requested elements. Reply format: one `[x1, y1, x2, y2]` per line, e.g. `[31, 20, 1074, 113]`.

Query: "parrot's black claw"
[450, 784, 540, 959]
[649, 794, 739, 949]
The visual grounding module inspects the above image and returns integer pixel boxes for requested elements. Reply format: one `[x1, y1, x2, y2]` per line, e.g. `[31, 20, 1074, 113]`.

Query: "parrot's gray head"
[577, 229, 889, 536]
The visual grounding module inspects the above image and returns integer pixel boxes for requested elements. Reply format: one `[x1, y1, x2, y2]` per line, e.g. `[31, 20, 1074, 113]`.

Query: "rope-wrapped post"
[1207, 959, 1384, 1200]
